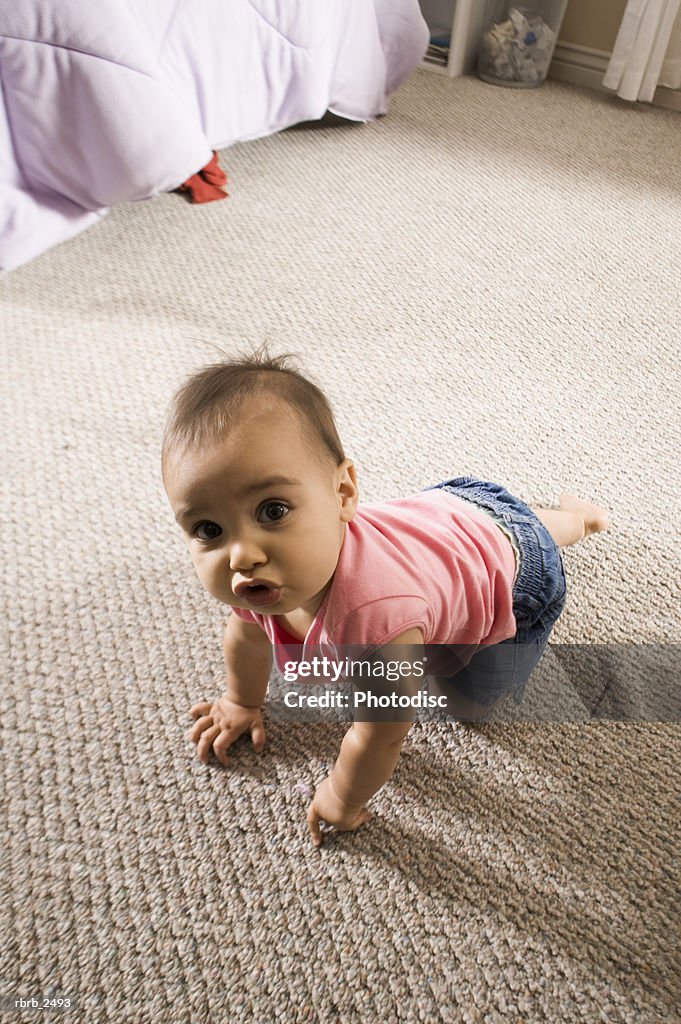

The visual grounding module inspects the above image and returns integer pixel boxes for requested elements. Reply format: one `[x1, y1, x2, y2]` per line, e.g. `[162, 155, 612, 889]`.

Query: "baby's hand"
[189, 696, 265, 767]
[306, 777, 372, 847]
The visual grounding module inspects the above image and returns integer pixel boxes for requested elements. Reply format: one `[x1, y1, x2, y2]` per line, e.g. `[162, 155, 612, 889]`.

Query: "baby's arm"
[189, 613, 272, 766]
[307, 627, 423, 845]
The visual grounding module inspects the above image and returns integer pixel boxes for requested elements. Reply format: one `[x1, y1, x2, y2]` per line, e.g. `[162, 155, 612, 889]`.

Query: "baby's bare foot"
[559, 493, 609, 538]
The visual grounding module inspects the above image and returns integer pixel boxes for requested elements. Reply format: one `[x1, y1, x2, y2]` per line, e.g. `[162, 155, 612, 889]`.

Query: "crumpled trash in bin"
[478, 7, 557, 84]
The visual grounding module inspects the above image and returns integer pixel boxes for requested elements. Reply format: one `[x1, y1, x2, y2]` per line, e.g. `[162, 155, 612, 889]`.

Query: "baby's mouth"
[233, 579, 283, 607]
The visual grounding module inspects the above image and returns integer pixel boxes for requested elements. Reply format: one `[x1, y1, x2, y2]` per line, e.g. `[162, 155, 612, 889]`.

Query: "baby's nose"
[228, 537, 267, 572]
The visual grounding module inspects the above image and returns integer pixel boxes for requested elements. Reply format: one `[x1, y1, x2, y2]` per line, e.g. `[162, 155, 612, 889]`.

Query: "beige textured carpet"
[2, 70, 680, 1023]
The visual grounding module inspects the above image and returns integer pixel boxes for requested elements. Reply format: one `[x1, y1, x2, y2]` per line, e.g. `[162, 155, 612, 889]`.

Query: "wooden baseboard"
[549, 41, 681, 112]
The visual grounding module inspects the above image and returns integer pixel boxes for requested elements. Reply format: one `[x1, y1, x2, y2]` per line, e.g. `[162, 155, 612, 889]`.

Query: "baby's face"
[164, 402, 357, 619]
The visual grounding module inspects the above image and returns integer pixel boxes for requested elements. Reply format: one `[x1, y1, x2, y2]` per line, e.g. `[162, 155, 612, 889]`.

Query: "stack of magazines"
[424, 32, 450, 67]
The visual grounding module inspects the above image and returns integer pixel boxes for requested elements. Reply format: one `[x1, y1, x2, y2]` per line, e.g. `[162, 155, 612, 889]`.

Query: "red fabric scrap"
[178, 151, 228, 203]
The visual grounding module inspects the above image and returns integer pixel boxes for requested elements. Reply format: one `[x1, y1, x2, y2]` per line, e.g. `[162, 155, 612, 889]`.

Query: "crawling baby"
[162, 351, 608, 845]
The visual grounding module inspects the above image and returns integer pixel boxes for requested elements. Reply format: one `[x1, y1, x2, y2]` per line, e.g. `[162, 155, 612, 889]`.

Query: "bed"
[0, 0, 429, 271]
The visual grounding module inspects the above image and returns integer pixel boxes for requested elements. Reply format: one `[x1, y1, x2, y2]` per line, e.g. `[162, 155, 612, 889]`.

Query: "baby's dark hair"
[162, 347, 345, 470]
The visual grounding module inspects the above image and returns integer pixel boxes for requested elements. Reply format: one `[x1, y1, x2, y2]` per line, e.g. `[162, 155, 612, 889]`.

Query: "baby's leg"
[429, 677, 502, 721]
[532, 494, 609, 548]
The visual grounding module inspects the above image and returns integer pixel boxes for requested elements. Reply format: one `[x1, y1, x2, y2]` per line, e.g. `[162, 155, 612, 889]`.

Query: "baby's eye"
[193, 521, 222, 542]
[257, 501, 290, 524]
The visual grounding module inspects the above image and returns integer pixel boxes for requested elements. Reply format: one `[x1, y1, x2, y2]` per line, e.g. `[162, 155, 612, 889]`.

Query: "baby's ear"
[337, 459, 359, 522]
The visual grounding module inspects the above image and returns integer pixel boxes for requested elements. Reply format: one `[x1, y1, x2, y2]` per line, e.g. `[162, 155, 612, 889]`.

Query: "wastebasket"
[477, 1, 569, 87]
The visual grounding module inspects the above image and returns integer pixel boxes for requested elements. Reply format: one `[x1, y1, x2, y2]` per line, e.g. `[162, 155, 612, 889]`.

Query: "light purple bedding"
[0, 0, 428, 271]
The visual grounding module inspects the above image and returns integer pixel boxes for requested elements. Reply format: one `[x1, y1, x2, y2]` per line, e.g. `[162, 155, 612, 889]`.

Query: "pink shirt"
[231, 489, 517, 660]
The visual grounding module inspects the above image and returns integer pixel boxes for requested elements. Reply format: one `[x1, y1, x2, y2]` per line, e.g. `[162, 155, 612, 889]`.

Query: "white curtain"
[603, 0, 681, 101]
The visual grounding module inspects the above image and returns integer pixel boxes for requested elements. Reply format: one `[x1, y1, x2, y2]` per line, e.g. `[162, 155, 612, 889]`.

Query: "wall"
[419, 1, 629, 54]
[418, 0, 458, 37]
[559, 0, 628, 52]
[552, 0, 681, 110]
